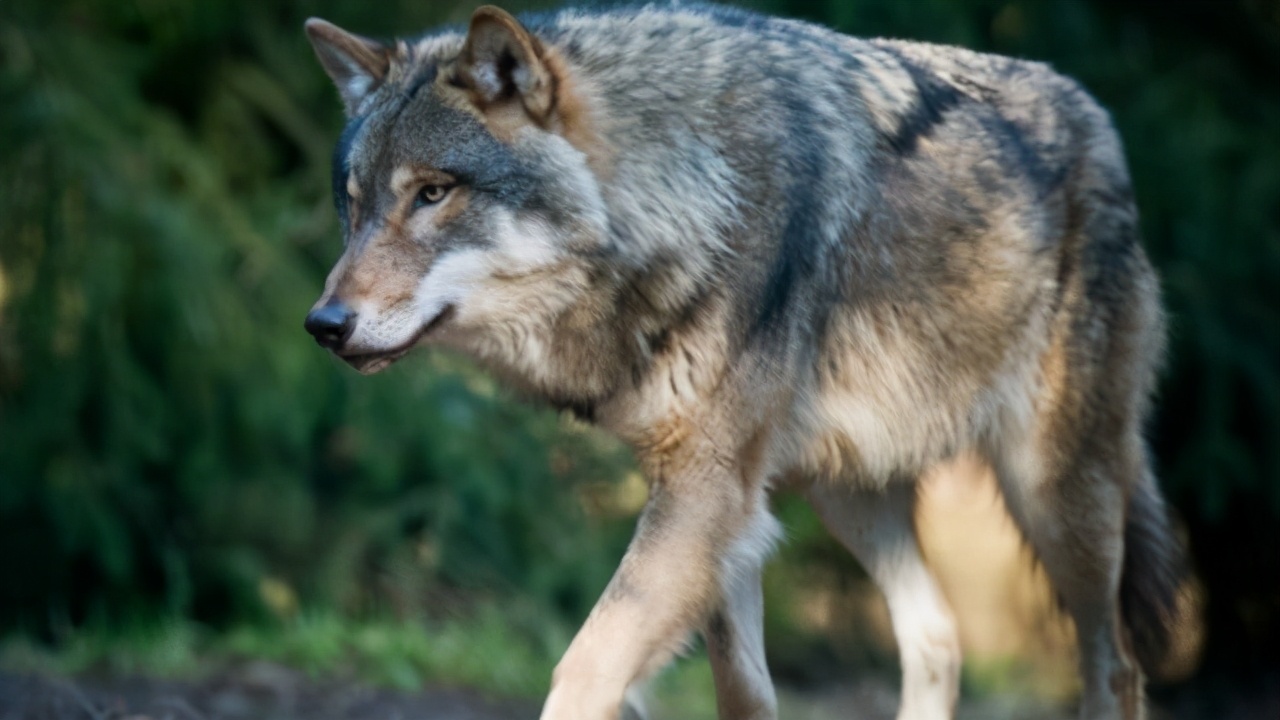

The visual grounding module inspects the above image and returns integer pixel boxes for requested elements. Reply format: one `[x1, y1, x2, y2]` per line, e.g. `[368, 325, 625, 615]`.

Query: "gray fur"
[303, 6, 1185, 719]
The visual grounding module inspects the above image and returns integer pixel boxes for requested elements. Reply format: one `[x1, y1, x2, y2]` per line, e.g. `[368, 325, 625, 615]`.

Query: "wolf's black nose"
[305, 302, 356, 350]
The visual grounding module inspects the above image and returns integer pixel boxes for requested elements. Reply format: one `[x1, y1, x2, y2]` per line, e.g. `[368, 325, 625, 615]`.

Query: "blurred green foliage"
[0, 611, 568, 696]
[0, 0, 637, 640]
[0, 0, 1278, 690]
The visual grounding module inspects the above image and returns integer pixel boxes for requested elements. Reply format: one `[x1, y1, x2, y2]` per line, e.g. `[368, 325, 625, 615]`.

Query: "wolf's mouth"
[338, 304, 456, 375]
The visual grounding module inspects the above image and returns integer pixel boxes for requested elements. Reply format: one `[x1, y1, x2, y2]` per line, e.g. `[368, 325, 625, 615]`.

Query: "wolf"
[301, 4, 1184, 719]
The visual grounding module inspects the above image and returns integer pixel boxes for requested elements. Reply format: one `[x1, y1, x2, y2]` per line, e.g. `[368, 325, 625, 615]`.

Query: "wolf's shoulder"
[869, 38, 1102, 117]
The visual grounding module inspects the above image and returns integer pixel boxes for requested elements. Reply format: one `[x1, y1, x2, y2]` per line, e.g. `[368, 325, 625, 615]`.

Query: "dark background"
[1, 0, 1277, 711]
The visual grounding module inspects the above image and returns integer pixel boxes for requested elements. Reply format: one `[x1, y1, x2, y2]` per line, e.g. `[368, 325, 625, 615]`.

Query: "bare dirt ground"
[3, 665, 1278, 720]
[0, 664, 1069, 720]
[0, 665, 536, 720]
[0, 665, 1080, 720]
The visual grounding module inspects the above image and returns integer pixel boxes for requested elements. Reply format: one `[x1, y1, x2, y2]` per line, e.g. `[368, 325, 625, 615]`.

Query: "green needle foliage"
[0, 0, 634, 638]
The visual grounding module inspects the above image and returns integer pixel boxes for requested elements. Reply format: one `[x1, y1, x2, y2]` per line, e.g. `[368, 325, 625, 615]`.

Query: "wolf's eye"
[414, 184, 450, 209]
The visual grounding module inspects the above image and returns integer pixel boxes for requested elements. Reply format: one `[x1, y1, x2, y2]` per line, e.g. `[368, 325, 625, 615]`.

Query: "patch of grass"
[0, 613, 731, 712]
[0, 612, 1076, 717]
[0, 607, 571, 699]
[961, 654, 1079, 705]
[646, 655, 719, 720]
[0, 618, 205, 679]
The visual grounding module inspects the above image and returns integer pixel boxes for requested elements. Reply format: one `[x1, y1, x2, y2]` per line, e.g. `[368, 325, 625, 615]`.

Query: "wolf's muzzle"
[304, 301, 356, 350]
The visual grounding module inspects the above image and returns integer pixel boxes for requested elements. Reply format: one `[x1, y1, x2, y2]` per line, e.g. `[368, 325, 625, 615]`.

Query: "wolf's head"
[303, 6, 608, 375]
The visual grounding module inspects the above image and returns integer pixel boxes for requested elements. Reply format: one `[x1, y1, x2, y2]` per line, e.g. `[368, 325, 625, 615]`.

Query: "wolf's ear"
[455, 6, 554, 121]
[305, 18, 390, 115]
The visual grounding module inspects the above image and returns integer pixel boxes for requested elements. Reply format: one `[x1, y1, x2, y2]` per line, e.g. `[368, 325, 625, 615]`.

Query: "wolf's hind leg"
[703, 511, 781, 720]
[805, 481, 960, 720]
[992, 432, 1145, 720]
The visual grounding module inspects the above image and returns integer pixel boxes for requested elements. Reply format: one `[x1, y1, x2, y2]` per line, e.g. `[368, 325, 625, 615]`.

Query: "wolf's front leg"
[540, 456, 776, 720]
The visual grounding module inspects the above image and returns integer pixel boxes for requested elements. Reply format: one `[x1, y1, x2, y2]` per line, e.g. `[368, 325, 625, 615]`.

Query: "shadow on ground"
[0, 665, 1075, 720]
[0, 665, 536, 720]
[7, 664, 1275, 720]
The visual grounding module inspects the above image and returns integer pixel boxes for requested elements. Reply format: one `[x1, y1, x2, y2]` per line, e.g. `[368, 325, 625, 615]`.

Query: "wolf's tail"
[1120, 471, 1186, 673]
